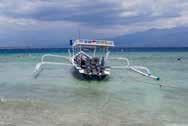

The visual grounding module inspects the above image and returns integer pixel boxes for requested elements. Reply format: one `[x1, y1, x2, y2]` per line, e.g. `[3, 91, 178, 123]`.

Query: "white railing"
[73, 39, 114, 46]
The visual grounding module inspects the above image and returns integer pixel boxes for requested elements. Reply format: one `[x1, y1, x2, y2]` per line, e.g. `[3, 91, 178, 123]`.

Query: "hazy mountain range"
[1, 27, 188, 49]
[113, 27, 188, 47]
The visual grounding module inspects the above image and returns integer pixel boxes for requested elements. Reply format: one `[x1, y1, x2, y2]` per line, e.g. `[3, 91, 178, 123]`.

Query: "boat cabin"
[72, 39, 114, 77]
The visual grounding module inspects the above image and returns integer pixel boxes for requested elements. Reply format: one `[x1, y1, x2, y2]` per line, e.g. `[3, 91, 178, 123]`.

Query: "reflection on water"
[0, 52, 188, 125]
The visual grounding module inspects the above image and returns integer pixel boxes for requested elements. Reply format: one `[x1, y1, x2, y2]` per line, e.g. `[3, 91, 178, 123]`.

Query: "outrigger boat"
[33, 39, 160, 80]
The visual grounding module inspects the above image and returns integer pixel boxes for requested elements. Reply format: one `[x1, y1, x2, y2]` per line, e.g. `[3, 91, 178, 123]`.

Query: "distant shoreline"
[0, 47, 188, 49]
[0, 47, 188, 53]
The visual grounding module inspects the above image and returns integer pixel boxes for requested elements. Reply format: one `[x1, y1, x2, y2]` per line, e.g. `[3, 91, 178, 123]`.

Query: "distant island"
[113, 27, 188, 47]
[0, 27, 188, 48]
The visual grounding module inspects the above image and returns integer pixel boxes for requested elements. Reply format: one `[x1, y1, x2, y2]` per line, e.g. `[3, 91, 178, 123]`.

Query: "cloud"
[0, 0, 188, 47]
[0, 0, 187, 27]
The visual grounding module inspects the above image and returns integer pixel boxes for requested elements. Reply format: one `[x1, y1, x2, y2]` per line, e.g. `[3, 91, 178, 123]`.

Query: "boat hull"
[73, 67, 108, 80]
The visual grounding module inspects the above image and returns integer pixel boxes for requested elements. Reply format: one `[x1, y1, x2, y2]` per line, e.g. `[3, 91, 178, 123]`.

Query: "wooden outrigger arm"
[33, 54, 160, 81]
[33, 54, 160, 80]
[33, 54, 72, 78]
[109, 57, 160, 80]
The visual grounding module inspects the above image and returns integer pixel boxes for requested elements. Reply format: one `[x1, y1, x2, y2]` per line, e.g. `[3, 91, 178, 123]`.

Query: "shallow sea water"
[0, 52, 188, 126]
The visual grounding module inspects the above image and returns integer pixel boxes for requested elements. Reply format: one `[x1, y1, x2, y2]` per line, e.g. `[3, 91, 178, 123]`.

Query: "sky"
[0, 0, 188, 47]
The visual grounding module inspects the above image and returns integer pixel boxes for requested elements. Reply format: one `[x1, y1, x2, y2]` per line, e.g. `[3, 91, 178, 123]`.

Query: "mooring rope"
[129, 76, 188, 91]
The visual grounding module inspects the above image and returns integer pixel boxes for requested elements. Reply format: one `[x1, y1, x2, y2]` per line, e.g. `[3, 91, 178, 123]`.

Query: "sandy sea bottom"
[0, 52, 188, 126]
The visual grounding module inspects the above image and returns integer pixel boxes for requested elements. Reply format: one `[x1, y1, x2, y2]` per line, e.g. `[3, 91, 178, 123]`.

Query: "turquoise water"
[0, 52, 188, 126]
